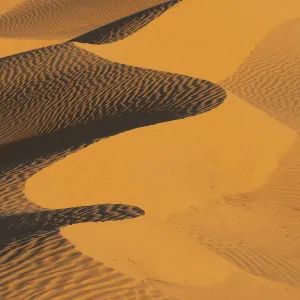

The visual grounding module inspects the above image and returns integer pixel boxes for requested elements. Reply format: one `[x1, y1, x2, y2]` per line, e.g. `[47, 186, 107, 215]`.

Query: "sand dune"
[26, 92, 296, 297]
[1, 0, 300, 299]
[0, 32, 225, 298]
[0, 231, 177, 300]
[0, 0, 180, 58]
[26, 3, 300, 300]
[81, 0, 300, 82]
[71, 1, 181, 44]
[0, 0, 176, 39]
[221, 18, 300, 131]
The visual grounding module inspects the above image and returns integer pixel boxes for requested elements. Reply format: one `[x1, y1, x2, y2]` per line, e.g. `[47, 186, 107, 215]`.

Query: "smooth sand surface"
[78, 0, 300, 82]
[26, 93, 295, 215]
[1, 0, 300, 298]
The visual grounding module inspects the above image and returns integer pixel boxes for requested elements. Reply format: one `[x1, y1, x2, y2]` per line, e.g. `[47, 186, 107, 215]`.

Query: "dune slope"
[0, 36, 225, 298]
[1, 0, 300, 299]
[0, 0, 177, 39]
[26, 3, 300, 300]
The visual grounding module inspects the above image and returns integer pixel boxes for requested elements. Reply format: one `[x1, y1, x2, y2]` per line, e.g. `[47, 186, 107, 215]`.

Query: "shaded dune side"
[0, 42, 225, 298]
[167, 18, 300, 287]
[0, 0, 178, 39]
[71, 0, 180, 44]
[0, 204, 144, 246]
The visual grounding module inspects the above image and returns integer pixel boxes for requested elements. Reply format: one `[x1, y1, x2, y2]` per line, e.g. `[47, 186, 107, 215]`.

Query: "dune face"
[0, 0, 177, 39]
[71, 1, 181, 44]
[0, 40, 225, 218]
[82, 0, 300, 82]
[1, 0, 300, 299]
[0, 42, 224, 148]
[0, 20, 226, 298]
[221, 18, 300, 131]
[0, 204, 144, 244]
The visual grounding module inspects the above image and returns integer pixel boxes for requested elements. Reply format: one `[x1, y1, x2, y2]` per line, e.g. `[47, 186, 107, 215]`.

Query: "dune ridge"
[1, 0, 300, 299]
[71, 0, 181, 44]
[0, 0, 177, 39]
[26, 7, 300, 300]
[0, 35, 225, 299]
[0, 231, 177, 300]
[161, 15, 300, 292]
[0, 41, 225, 217]
[221, 18, 300, 131]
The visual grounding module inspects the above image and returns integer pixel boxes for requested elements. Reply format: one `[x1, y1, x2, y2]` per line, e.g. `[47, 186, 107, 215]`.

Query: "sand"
[1, 0, 300, 299]
[78, 0, 299, 82]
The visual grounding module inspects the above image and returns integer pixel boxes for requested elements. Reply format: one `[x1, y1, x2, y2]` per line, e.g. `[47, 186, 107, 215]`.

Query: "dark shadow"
[0, 0, 181, 40]
[0, 2, 229, 296]
[0, 203, 144, 250]
[71, 0, 181, 44]
[0, 112, 176, 173]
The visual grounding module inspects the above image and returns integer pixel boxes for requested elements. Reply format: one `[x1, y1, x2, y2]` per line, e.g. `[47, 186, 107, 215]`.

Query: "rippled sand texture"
[1, 0, 300, 299]
[0, 0, 178, 57]
[0, 0, 176, 38]
[0, 1, 229, 298]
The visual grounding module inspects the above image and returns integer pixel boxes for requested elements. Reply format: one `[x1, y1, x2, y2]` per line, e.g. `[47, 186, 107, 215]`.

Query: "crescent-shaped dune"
[0, 35, 226, 298]
[0, 0, 181, 58]
[0, 0, 179, 39]
[1, 0, 300, 299]
[25, 6, 300, 300]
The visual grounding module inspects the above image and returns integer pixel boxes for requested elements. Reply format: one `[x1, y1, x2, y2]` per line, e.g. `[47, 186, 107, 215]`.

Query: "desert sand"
[1, 0, 300, 299]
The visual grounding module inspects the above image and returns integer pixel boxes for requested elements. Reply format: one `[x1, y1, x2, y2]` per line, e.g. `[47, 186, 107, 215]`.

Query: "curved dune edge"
[0, 41, 225, 215]
[25, 93, 295, 213]
[1, 0, 299, 299]
[61, 218, 235, 286]
[26, 92, 295, 291]
[0, 0, 180, 58]
[0, 0, 176, 39]
[78, 0, 300, 82]
[0, 231, 177, 300]
[220, 17, 300, 131]
[0, 32, 225, 298]
[70, 0, 181, 45]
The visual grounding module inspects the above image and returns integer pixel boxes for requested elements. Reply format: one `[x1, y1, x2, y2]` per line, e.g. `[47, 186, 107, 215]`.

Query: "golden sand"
[26, 93, 296, 297]
[78, 0, 299, 82]
[2, 0, 300, 298]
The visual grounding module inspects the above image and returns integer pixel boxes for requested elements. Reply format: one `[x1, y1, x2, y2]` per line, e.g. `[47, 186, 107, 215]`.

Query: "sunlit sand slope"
[26, 92, 296, 296]
[71, 1, 181, 44]
[26, 3, 300, 300]
[82, 0, 300, 82]
[2, 0, 300, 299]
[221, 18, 300, 131]
[0, 0, 180, 58]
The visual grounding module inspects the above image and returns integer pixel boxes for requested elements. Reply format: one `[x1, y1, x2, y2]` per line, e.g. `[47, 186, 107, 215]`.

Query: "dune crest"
[80, 0, 300, 82]
[1, 0, 300, 299]
[26, 92, 295, 295]
[0, 26, 225, 298]
[0, 0, 177, 39]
